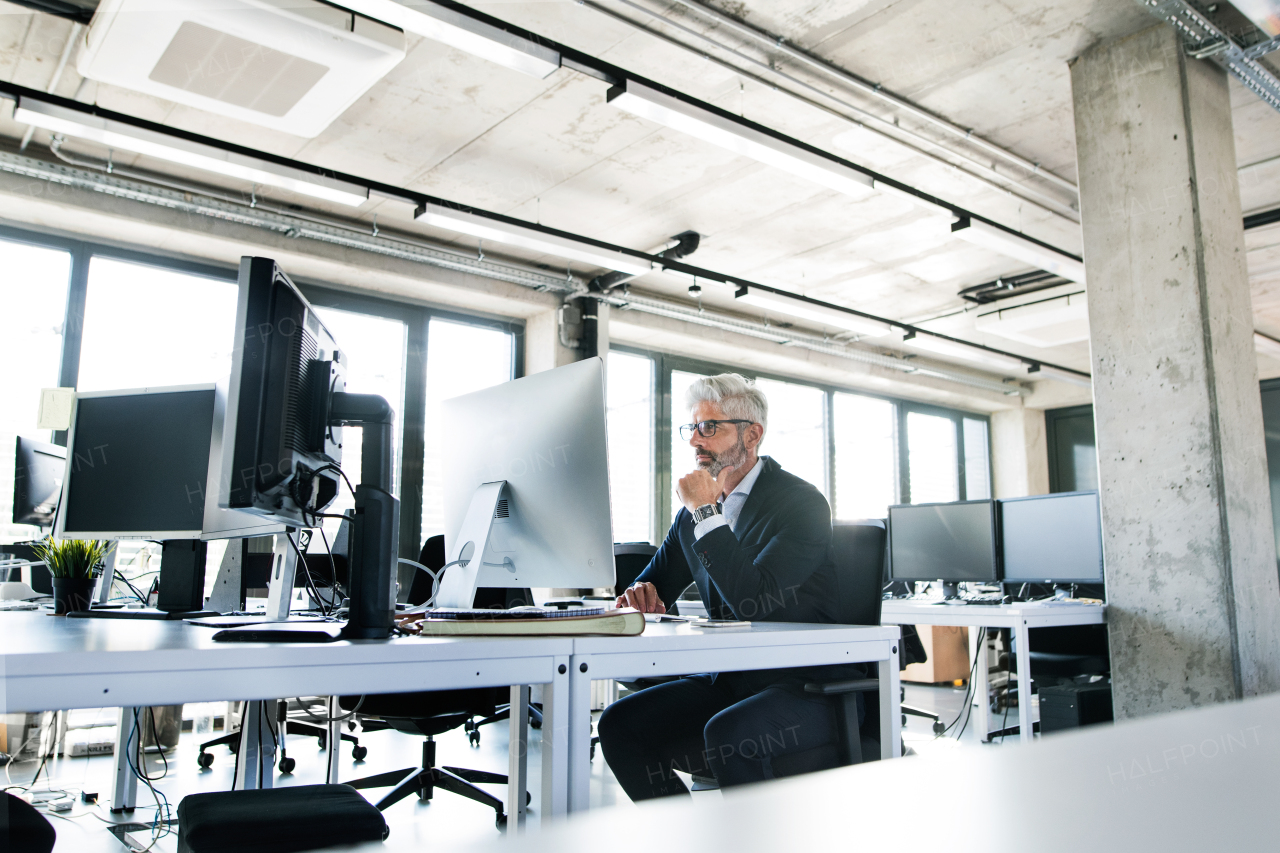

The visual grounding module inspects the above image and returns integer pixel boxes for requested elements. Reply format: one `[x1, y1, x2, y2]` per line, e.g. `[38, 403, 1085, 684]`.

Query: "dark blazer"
[635, 455, 866, 693]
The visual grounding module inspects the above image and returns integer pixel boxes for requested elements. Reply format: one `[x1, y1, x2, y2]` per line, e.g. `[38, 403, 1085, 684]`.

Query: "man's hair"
[685, 373, 768, 433]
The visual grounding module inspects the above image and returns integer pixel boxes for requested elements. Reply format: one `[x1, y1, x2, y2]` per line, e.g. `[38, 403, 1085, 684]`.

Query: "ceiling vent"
[973, 291, 1090, 348]
[77, 0, 405, 138]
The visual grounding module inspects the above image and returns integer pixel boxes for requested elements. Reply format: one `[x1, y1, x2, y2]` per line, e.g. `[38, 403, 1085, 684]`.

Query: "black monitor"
[221, 256, 398, 640]
[55, 385, 281, 619]
[887, 499, 999, 597]
[222, 257, 345, 528]
[999, 491, 1104, 585]
[13, 436, 66, 529]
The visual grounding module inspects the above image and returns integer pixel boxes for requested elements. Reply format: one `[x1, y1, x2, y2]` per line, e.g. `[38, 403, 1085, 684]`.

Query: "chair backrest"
[612, 542, 658, 594]
[829, 520, 887, 627]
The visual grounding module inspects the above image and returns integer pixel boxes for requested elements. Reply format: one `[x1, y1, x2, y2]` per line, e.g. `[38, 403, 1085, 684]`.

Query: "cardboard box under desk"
[902, 625, 971, 684]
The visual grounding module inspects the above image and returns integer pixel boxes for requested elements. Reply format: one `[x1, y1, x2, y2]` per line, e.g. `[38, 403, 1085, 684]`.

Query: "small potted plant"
[31, 538, 113, 615]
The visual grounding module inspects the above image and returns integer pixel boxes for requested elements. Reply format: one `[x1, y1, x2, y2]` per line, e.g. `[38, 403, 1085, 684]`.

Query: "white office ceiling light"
[951, 217, 1087, 284]
[973, 291, 1090, 348]
[339, 0, 560, 78]
[13, 97, 370, 207]
[608, 80, 875, 199]
[904, 333, 1029, 373]
[77, 0, 406, 138]
[735, 286, 893, 337]
[415, 201, 652, 275]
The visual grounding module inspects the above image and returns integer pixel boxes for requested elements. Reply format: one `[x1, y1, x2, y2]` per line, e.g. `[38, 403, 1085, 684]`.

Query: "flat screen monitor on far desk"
[887, 500, 999, 599]
[55, 384, 283, 619]
[999, 491, 1104, 586]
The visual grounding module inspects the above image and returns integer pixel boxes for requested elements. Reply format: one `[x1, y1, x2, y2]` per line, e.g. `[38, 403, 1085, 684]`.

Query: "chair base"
[344, 736, 524, 829]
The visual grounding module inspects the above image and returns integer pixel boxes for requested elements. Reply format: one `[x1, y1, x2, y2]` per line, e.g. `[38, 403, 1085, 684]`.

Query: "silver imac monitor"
[999, 491, 1104, 585]
[436, 358, 615, 608]
[55, 385, 283, 541]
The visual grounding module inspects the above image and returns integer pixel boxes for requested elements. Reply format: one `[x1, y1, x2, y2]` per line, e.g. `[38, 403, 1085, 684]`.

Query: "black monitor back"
[13, 437, 65, 528]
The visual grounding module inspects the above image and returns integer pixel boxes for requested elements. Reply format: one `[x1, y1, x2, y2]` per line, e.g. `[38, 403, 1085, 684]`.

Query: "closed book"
[403, 608, 645, 637]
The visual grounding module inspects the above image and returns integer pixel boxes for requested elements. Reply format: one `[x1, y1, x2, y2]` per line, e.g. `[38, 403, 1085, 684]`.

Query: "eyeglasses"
[679, 419, 754, 440]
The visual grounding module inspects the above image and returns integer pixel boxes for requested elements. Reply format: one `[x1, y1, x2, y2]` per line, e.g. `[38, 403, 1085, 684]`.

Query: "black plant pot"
[51, 577, 96, 615]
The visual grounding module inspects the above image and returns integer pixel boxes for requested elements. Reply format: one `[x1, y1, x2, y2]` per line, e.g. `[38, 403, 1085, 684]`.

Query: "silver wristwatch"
[692, 503, 722, 524]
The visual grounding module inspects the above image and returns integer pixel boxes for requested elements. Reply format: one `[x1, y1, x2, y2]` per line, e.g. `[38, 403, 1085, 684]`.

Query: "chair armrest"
[803, 678, 880, 695]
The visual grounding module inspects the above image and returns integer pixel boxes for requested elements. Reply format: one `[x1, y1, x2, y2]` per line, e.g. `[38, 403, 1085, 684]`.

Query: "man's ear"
[745, 423, 764, 450]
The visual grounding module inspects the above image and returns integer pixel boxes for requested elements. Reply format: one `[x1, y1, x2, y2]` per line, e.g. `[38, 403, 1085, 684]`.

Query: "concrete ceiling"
[1, 0, 1279, 386]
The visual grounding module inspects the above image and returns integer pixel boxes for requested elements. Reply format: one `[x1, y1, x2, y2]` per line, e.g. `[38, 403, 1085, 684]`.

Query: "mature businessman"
[598, 373, 865, 800]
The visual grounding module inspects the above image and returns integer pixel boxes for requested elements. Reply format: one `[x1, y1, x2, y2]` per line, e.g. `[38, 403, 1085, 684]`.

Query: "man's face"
[688, 401, 749, 477]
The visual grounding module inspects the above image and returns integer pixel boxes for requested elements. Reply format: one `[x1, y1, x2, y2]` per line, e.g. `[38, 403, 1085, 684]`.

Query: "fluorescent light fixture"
[951, 217, 1086, 284]
[14, 97, 369, 207]
[1028, 365, 1092, 388]
[1255, 331, 1280, 359]
[904, 333, 1029, 373]
[973, 291, 1090, 347]
[339, 0, 560, 78]
[608, 80, 875, 199]
[735, 286, 893, 337]
[415, 201, 652, 276]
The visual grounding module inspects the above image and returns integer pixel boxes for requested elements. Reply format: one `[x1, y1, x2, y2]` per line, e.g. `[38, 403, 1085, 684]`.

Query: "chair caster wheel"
[530, 719, 541, 730]
[932, 721, 946, 735]
[198, 752, 214, 769]
[496, 814, 507, 831]
[526, 792, 532, 806]
[279, 757, 295, 774]
[590, 744, 595, 761]
[352, 745, 367, 760]
[347, 721, 357, 731]
[318, 733, 327, 750]
[469, 730, 480, 747]
[228, 741, 238, 755]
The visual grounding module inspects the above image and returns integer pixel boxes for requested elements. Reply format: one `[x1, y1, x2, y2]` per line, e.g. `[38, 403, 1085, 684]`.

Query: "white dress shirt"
[691, 456, 765, 541]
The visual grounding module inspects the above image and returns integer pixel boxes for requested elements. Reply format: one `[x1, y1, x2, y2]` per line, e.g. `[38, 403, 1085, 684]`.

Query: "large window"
[421, 318, 515, 540]
[0, 238, 71, 540]
[77, 257, 238, 392]
[607, 352, 655, 543]
[0, 225, 524, 567]
[618, 346, 992, 536]
[832, 393, 897, 520]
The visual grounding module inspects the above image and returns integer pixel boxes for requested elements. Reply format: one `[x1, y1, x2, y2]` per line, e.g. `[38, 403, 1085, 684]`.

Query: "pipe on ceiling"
[590, 229, 701, 293]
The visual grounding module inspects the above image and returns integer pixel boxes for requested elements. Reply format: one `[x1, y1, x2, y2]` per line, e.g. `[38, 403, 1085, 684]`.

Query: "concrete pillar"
[524, 303, 579, 376]
[1071, 24, 1280, 716]
[990, 407, 1049, 499]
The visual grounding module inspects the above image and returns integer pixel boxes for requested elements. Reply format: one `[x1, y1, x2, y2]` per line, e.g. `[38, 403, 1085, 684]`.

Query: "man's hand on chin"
[616, 582, 666, 614]
[676, 465, 736, 514]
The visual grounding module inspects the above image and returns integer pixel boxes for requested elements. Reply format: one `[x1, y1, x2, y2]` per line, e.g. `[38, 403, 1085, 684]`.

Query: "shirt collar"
[724, 455, 765, 501]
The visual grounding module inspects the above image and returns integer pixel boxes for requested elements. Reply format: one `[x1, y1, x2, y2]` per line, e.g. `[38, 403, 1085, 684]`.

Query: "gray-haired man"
[597, 374, 866, 800]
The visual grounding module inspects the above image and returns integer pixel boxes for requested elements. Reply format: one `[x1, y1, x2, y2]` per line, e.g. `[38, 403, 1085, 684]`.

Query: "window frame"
[0, 223, 523, 559]
[611, 343, 993, 541]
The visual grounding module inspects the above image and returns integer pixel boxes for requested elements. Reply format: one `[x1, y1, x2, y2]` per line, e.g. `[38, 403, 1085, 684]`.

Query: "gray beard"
[699, 437, 748, 478]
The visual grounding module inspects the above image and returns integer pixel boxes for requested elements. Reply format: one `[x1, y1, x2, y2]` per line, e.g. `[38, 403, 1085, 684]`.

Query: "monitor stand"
[940, 581, 961, 600]
[434, 480, 509, 609]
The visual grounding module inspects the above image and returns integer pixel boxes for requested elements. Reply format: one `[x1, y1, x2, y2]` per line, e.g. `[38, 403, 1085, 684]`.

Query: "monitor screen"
[999, 491, 1104, 584]
[58, 388, 216, 539]
[887, 500, 998, 583]
[13, 437, 66, 527]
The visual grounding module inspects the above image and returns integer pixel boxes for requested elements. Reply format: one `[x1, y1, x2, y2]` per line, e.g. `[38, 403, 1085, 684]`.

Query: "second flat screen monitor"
[999, 491, 1104, 584]
[888, 500, 998, 583]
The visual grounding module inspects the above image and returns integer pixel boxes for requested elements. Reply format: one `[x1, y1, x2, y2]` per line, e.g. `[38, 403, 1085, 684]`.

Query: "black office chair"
[340, 536, 529, 827]
[3, 791, 57, 853]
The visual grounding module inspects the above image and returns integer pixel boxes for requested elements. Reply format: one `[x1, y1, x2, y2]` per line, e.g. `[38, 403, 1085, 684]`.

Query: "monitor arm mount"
[329, 392, 398, 640]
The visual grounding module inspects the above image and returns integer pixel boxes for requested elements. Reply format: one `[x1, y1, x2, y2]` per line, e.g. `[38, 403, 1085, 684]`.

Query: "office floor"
[10, 683, 1000, 852]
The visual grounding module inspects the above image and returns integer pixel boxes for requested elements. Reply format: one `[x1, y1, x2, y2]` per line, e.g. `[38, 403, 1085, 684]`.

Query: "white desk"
[880, 600, 1107, 743]
[0, 612, 573, 826]
[561, 621, 903, 812]
[449, 686, 1280, 853]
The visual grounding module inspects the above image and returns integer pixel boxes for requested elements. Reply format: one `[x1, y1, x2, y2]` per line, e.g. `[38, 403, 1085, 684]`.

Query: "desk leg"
[880, 638, 902, 759]
[539, 656, 570, 820]
[508, 685, 529, 832]
[566, 660, 594, 813]
[110, 708, 140, 813]
[326, 697, 342, 784]
[972, 627, 991, 743]
[1015, 619, 1033, 743]
[233, 700, 278, 790]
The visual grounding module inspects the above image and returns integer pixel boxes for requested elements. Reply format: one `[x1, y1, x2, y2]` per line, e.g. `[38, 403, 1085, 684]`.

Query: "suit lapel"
[732, 456, 777, 539]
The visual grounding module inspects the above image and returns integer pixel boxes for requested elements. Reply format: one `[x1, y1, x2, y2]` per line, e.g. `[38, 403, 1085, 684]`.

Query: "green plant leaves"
[30, 537, 115, 579]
